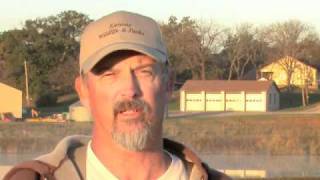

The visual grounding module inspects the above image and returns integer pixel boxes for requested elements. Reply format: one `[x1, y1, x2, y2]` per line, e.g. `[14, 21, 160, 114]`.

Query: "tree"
[276, 56, 300, 91]
[196, 20, 225, 80]
[162, 16, 201, 79]
[262, 20, 315, 60]
[262, 20, 318, 91]
[0, 11, 91, 106]
[161, 16, 225, 81]
[224, 24, 266, 80]
[0, 30, 29, 89]
[298, 33, 320, 68]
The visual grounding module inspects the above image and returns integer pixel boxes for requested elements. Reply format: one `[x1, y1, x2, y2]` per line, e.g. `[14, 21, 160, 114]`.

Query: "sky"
[1, 0, 320, 32]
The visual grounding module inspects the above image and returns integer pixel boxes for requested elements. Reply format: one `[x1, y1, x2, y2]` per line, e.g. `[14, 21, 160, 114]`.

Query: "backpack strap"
[3, 160, 58, 180]
[68, 142, 87, 180]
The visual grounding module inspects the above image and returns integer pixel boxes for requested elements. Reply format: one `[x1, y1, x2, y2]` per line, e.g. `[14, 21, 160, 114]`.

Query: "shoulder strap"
[68, 143, 87, 180]
[3, 160, 57, 180]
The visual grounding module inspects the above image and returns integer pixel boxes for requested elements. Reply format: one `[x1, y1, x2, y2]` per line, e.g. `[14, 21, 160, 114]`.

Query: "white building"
[180, 80, 280, 112]
[69, 101, 92, 122]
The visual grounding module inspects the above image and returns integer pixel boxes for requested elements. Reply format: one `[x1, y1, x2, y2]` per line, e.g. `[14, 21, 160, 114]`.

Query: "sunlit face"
[79, 51, 169, 151]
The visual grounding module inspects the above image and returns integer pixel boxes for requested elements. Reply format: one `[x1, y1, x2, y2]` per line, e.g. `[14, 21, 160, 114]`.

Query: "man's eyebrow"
[133, 63, 157, 71]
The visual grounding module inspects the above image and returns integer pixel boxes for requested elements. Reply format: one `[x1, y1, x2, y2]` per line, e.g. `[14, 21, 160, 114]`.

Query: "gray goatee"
[112, 99, 153, 151]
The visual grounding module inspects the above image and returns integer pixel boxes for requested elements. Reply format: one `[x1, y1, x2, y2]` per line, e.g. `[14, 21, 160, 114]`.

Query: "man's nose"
[120, 71, 142, 99]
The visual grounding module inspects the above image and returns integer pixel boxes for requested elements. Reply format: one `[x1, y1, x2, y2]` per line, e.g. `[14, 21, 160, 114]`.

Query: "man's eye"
[141, 70, 153, 75]
[102, 71, 115, 77]
[137, 69, 154, 77]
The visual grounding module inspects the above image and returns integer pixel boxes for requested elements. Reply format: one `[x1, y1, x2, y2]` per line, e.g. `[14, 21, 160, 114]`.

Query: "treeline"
[161, 16, 320, 82]
[1, 11, 320, 106]
[0, 11, 91, 106]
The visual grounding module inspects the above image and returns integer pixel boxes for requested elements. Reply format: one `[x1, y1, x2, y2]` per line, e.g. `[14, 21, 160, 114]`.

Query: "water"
[200, 154, 320, 177]
[1, 153, 320, 177]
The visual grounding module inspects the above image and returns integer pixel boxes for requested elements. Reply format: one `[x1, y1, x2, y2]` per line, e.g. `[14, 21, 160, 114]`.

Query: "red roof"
[181, 80, 278, 92]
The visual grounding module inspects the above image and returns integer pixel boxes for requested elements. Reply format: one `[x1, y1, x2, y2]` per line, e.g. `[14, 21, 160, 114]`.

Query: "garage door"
[185, 93, 204, 111]
[246, 93, 265, 111]
[206, 93, 224, 111]
[225, 93, 244, 111]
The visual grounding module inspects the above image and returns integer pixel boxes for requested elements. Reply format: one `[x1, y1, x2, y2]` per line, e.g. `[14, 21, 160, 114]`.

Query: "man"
[4, 11, 230, 180]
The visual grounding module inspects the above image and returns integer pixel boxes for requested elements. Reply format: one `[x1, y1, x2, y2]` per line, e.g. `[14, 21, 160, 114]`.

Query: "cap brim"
[81, 42, 167, 73]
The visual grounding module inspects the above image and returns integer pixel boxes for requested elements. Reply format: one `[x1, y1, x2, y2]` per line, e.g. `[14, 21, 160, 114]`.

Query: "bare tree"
[196, 20, 225, 80]
[276, 56, 300, 91]
[260, 20, 318, 92]
[161, 16, 200, 79]
[262, 20, 314, 60]
[225, 24, 265, 80]
[161, 17, 225, 80]
[299, 60, 315, 106]
[298, 32, 320, 68]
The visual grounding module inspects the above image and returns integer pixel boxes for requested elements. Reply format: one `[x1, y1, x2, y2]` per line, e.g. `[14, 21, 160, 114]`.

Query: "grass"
[165, 113, 320, 155]
[168, 98, 179, 111]
[1, 113, 320, 155]
[0, 122, 92, 153]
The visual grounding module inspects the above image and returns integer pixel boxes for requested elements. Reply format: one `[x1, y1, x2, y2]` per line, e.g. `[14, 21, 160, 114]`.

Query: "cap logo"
[80, 11, 167, 73]
[98, 23, 145, 39]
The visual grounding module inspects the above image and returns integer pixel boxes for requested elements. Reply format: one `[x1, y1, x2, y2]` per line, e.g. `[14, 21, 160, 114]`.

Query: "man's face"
[78, 51, 169, 151]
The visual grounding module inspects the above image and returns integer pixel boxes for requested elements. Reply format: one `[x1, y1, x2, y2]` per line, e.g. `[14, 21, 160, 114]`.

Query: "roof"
[260, 56, 319, 71]
[0, 82, 21, 93]
[181, 80, 278, 92]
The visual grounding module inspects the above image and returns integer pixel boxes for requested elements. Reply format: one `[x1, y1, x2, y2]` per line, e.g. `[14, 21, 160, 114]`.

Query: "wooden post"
[24, 60, 30, 107]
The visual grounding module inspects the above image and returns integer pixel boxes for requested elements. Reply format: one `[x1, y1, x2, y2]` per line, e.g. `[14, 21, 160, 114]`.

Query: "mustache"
[113, 99, 150, 116]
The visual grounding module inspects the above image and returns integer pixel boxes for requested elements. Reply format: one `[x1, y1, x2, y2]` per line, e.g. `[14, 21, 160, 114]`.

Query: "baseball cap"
[79, 11, 168, 74]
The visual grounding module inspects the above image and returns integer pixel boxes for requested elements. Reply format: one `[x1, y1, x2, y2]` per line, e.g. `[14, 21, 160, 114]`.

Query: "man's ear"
[75, 76, 90, 109]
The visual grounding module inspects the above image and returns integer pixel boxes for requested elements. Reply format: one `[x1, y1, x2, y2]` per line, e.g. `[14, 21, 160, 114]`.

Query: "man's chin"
[111, 124, 151, 151]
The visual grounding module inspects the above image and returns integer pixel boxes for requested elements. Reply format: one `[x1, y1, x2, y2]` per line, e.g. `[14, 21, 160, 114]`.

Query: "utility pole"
[24, 60, 30, 107]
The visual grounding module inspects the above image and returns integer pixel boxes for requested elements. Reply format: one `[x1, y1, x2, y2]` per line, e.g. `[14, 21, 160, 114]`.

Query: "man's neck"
[91, 134, 171, 180]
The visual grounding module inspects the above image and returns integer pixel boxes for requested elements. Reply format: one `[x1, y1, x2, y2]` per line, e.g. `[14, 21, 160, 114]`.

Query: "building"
[0, 82, 22, 118]
[258, 56, 319, 90]
[180, 80, 280, 112]
[69, 101, 92, 122]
